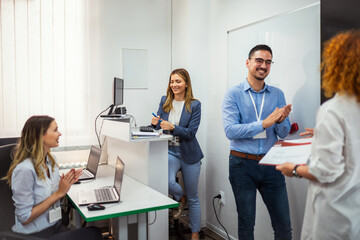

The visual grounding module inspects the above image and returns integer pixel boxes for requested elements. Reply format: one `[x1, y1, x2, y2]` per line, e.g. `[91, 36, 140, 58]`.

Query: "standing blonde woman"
[276, 30, 360, 239]
[151, 68, 203, 240]
[3, 115, 102, 239]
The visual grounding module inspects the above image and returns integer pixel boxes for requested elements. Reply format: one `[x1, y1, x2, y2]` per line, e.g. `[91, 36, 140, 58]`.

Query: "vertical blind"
[0, 0, 92, 146]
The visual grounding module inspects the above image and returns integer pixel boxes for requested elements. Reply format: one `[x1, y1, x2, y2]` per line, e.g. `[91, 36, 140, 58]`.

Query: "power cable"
[213, 195, 231, 240]
[95, 105, 112, 148]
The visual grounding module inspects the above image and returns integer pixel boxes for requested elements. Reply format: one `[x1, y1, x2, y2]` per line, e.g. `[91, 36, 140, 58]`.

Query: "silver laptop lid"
[86, 145, 101, 175]
[114, 156, 125, 197]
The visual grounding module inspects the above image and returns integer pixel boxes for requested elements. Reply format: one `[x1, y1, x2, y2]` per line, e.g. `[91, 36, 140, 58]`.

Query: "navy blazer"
[155, 96, 204, 164]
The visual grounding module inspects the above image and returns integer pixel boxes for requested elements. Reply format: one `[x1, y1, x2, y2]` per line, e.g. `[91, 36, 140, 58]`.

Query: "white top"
[168, 100, 184, 143]
[301, 94, 360, 240]
[168, 100, 184, 125]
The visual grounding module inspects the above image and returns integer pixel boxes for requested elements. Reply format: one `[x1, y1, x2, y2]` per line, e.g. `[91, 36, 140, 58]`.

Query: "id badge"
[254, 130, 267, 139]
[49, 206, 62, 223]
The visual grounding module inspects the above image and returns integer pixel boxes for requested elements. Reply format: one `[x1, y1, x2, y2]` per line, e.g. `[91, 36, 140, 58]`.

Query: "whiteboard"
[227, 3, 321, 135]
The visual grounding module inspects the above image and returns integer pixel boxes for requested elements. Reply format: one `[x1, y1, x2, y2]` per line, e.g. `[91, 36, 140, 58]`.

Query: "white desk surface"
[64, 165, 178, 222]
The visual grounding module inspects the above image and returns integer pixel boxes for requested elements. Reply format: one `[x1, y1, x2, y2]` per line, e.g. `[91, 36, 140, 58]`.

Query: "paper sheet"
[259, 139, 312, 165]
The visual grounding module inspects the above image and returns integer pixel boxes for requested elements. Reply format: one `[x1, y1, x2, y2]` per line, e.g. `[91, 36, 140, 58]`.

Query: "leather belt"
[230, 150, 265, 161]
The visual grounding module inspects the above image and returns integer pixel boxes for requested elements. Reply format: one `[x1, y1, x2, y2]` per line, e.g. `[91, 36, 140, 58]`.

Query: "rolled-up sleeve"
[12, 165, 35, 224]
[222, 88, 264, 140]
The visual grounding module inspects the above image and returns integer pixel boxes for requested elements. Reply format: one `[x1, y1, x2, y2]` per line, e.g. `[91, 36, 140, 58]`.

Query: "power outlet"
[219, 191, 225, 205]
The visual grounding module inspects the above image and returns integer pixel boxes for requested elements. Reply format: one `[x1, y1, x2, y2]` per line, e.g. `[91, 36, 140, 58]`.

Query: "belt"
[230, 150, 265, 161]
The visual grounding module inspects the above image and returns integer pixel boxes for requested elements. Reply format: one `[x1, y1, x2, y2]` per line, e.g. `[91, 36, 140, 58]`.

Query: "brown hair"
[3, 115, 57, 186]
[163, 68, 197, 113]
[322, 30, 360, 102]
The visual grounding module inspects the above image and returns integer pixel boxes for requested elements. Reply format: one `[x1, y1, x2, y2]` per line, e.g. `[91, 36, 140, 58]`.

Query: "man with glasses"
[222, 44, 292, 239]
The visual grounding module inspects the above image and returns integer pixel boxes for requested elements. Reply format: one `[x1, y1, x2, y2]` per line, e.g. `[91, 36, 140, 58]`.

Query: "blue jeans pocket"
[229, 154, 246, 167]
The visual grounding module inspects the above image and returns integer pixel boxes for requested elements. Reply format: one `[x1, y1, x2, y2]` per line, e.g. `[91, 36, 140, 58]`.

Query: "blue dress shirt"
[222, 80, 290, 155]
[11, 156, 60, 234]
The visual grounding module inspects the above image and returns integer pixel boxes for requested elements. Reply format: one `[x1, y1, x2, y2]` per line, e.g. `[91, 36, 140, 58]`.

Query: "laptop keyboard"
[81, 169, 93, 178]
[95, 188, 115, 202]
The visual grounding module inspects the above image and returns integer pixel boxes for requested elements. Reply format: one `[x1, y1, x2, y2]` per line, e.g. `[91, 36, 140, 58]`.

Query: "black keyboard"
[139, 126, 154, 132]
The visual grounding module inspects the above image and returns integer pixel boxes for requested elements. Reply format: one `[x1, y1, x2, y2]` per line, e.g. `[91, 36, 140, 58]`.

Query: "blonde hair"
[163, 68, 197, 113]
[3, 115, 57, 186]
[322, 30, 360, 102]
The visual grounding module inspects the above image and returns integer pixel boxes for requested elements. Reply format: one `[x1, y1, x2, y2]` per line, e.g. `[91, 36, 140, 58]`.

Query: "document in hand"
[259, 138, 313, 166]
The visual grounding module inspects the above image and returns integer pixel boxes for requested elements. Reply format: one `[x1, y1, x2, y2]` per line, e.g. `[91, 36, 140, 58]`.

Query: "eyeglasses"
[249, 58, 274, 66]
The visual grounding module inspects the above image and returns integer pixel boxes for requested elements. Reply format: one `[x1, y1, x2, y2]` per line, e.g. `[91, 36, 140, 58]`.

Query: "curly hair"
[321, 30, 360, 102]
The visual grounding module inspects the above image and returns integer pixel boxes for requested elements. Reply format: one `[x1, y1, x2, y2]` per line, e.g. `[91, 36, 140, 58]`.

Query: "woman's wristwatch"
[292, 165, 302, 178]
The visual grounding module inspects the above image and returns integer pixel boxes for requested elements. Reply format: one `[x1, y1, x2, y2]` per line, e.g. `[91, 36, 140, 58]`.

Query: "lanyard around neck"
[248, 90, 265, 121]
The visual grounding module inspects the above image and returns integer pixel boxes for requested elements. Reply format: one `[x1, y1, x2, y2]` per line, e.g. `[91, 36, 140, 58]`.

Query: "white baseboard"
[206, 222, 236, 240]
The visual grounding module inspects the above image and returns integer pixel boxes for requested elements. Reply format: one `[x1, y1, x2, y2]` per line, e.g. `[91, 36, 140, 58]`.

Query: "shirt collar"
[243, 79, 271, 93]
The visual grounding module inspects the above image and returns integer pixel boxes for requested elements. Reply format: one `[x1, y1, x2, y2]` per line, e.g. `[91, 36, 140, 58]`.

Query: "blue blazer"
[155, 96, 204, 164]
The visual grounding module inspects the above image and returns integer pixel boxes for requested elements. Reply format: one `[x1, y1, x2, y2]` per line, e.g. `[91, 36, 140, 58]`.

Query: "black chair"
[0, 143, 46, 240]
[0, 138, 19, 147]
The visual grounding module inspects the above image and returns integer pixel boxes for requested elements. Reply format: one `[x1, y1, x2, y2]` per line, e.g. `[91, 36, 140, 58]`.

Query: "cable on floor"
[213, 195, 231, 240]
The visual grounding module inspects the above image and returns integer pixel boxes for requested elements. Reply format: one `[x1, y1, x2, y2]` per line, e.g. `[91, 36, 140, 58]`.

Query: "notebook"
[78, 145, 102, 181]
[78, 157, 125, 206]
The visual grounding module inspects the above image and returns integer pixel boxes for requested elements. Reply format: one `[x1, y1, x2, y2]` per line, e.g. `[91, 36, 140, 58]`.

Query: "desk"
[66, 165, 178, 240]
[101, 120, 173, 239]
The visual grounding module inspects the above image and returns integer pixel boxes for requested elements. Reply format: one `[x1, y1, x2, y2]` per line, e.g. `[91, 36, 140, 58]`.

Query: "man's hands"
[262, 104, 292, 129]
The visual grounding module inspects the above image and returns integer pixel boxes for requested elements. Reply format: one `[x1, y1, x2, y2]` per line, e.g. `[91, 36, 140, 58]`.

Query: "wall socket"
[219, 191, 225, 205]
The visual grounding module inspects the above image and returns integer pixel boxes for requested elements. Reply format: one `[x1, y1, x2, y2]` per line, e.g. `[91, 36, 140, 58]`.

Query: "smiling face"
[246, 50, 272, 81]
[170, 73, 187, 100]
[42, 120, 62, 151]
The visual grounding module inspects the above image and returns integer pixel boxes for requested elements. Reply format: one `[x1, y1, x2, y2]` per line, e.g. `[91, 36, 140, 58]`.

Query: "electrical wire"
[126, 114, 137, 128]
[95, 105, 113, 148]
[213, 195, 231, 240]
[148, 211, 157, 225]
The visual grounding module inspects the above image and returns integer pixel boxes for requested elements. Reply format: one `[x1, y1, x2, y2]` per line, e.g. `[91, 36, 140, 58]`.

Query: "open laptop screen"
[87, 146, 101, 175]
[114, 157, 125, 197]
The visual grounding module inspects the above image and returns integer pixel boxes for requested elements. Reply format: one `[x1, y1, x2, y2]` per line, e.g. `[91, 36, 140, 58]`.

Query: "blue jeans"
[168, 146, 201, 233]
[229, 154, 292, 240]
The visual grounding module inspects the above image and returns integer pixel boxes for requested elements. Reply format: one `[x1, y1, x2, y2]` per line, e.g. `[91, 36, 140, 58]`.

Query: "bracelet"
[292, 165, 302, 178]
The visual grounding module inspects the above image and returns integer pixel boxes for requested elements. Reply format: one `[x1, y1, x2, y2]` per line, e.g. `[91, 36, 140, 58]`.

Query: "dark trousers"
[29, 221, 103, 240]
[229, 154, 292, 240]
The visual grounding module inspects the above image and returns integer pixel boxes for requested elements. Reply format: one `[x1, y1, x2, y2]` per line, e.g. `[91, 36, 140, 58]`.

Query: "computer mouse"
[87, 203, 105, 211]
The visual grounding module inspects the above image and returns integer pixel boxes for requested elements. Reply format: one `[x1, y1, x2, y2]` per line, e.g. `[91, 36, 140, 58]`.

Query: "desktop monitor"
[114, 77, 124, 106]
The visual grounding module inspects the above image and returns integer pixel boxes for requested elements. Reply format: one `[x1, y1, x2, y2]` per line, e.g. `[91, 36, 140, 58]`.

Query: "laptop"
[78, 157, 125, 206]
[78, 145, 102, 181]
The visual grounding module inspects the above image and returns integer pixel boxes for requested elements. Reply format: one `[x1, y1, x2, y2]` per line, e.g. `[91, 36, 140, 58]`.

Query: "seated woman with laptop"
[2, 115, 102, 240]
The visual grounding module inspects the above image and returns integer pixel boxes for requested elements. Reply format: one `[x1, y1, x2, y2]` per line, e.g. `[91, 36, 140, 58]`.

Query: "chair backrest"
[0, 138, 19, 147]
[0, 143, 17, 232]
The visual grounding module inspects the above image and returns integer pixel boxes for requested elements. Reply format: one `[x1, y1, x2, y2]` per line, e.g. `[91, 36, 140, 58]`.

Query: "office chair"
[0, 143, 46, 240]
[0, 137, 19, 147]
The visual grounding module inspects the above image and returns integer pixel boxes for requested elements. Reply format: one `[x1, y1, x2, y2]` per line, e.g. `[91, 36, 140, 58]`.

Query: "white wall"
[87, 0, 172, 144]
[172, 0, 320, 239]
